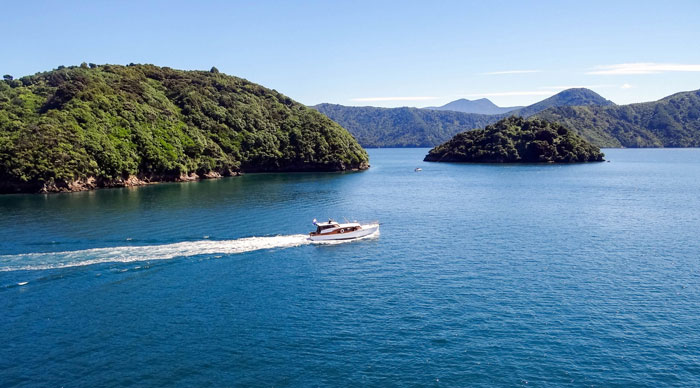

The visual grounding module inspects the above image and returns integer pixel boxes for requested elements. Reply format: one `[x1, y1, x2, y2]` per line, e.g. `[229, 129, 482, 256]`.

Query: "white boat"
[414, 168, 422, 172]
[309, 219, 379, 241]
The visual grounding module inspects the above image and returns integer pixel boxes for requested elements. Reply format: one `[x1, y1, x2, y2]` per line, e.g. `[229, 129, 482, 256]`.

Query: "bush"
[0, 64, 369, 192]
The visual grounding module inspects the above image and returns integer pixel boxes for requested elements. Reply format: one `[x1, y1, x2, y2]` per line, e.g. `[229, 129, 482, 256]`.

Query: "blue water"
[2, 148, 700, 386]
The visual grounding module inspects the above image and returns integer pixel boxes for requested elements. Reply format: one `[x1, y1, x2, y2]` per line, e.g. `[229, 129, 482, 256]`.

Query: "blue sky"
[2, 0, 700, 107]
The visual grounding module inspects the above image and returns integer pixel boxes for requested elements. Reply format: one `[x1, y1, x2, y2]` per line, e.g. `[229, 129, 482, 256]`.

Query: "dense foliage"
[317, 88, 700, 149]
[313, 104, 497, 147]
[314, 89, 615, 148]
[509, 88, 614, 118]
[0, 64, 368, 193]
[535, 90, 700, 147]
[424, 117, 604, 163]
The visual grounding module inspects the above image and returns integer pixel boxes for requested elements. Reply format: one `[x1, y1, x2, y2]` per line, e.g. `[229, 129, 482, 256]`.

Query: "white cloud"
[587, 63, 700, 75]
[621, 83, 633, 89]
[349, 96, 439, 102]
[480, 70, 541, 75]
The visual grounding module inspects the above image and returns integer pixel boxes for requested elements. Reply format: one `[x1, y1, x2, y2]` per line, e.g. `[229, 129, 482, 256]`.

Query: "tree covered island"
[424, 116, 605, 163]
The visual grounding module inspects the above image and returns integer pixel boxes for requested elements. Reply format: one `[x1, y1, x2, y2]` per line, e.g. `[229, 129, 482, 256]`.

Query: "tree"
[210, 66, 219, 74]
[3, 75, 12, 81]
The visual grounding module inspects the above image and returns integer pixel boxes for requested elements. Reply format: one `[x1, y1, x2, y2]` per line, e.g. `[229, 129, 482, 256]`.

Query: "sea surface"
[2, 148, 700, 387]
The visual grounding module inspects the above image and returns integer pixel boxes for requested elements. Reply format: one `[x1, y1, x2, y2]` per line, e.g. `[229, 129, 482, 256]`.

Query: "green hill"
[313, 88, 615, 148]
[534, 90, 700, 147]
[312, 104, 496, 147]
[315, 88, 700, 149]
[424, 116, 604, 163]
[0, 64, 369, 193]
[509, 88, 614, 117]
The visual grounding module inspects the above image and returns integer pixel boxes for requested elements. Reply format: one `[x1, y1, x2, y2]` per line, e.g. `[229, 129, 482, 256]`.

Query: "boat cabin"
[314, 222, 340, 234]
[310, 219, 361, 236]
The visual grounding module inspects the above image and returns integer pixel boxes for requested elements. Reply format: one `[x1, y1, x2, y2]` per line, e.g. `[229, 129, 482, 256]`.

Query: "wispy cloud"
[587, 63, 700, 75]
[480, 70, 541, 75]
[349, 96, 438, 102]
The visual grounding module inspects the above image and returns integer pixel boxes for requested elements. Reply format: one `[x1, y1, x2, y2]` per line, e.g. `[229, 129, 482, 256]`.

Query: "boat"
[414, 168, 422, 172]
[309, 218, 379, 241]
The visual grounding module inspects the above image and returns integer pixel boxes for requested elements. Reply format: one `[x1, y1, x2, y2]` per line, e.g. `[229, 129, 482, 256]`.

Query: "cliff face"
[425, 117, 604, 163]
[0, 64, 369, 193]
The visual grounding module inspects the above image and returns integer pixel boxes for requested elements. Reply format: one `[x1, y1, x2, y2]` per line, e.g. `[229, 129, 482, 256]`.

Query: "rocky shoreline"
[0, 162, 370, 194]
[0, 64, 371, 195]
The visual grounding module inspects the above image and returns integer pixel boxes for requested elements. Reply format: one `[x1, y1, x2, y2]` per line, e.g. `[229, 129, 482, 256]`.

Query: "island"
[0, 64, 369, 193]
[424, 116, 605, 163]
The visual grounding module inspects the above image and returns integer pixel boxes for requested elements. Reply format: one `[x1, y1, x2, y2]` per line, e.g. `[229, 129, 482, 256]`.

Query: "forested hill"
[508, 88, 614, 118]
[312, 104, 496, 147]
[0, 64, 369, 193]
[534, 89, 700, 147]
[313, 88, 616, 148]
[424, 116, 604, 163]
[315, 88, 700, 149]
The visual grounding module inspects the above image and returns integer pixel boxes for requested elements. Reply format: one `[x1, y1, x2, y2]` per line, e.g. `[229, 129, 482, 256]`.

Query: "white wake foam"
[0, 234, 311, 272]
[0, 230, 379, 272]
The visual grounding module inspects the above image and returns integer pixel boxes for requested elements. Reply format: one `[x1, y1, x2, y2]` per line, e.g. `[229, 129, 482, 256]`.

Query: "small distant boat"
[309, 219, 379, 241]
[414, 168, 422, 172]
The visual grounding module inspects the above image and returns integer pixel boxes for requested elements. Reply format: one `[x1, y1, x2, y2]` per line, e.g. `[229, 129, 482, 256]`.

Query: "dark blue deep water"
[2, 148, 700, 386]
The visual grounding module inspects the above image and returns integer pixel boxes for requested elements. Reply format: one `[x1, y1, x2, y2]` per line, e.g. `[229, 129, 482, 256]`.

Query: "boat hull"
[309, 224, 379, 241]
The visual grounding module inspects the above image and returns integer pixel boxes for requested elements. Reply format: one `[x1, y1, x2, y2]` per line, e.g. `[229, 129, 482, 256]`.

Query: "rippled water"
[2, 148, 700, 386]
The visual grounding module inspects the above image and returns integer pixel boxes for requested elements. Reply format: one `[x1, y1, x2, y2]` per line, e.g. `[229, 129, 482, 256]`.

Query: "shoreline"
[0, 163, 370, 195]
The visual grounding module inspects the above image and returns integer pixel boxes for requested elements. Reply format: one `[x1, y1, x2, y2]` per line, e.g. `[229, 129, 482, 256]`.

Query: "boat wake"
[0, 231, 379, 272]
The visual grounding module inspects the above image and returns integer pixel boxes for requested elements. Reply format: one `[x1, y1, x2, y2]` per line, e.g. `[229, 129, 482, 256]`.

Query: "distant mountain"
[425, 98, 522, 115]
[312, 104, 496, 147]
[315, 88, 700, 148]
[313, 88, 614, 148]
[534, 89, 700, 147]
[509, 88, 615, 117]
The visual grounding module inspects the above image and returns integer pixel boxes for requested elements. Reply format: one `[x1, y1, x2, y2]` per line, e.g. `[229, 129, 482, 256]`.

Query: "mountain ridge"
[314, 88, 700, 148]
[313, 88, 617, 148]
[534, 89, 700, 147]
[425, 98, 522, 115]
[312, 103, 497, 148]
[510, 88, 615, 117]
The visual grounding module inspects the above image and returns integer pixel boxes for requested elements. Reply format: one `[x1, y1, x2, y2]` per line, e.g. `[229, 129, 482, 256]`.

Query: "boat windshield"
[317, 224, 337, 233]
